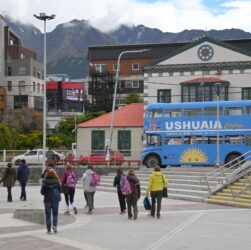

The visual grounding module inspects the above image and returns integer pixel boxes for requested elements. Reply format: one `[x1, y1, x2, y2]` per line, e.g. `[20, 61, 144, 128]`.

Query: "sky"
[1, 0, 251, 33]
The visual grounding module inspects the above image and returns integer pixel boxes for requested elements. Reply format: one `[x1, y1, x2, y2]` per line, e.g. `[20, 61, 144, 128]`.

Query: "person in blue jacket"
[17, 159, 30, 201]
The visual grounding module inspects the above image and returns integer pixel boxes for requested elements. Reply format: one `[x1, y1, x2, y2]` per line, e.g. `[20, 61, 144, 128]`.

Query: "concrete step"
[205, 198, 251, 208]
[210, 195, 251, 203]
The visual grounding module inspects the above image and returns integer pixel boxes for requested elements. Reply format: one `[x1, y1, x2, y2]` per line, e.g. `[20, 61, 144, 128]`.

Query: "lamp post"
[214, 82, 223, 167]
[34, 13, 55, 173]
[106, 49, 150, 159]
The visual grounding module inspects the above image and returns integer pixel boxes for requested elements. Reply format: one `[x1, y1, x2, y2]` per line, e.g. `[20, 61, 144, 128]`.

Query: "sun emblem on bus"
[180, 148, 208, 163]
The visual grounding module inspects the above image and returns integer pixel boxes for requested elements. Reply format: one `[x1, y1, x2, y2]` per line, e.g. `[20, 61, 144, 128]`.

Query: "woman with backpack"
[41, 169, 61, 234]
[82, 165, 99, 214]
[146, 165, 168, 219]
[113, 168, 126, 214]
[126, 169, 141, 220]
[60, 163, 78, 215]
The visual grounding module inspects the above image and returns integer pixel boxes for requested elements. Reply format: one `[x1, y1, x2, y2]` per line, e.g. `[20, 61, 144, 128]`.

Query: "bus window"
[147, 134, 161, 146]
[247, 106, 251, 115]
[225, 135, 244, 144]
[183, 108, 202, 117]
[164, 109, 182, 117]
[205, 136, 223, 144]
[246, 135, 251, 146]
[146, 109, 163, 118]
[224, 107, 243, 115]
[165, 137, 182, 145]
[204, 107, 217, 116]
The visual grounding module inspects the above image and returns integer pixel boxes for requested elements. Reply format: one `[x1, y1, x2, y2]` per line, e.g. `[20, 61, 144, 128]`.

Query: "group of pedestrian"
[0, 159, 29, 202]
[40, 163, 98, 233]
[113, 165, 168, 220]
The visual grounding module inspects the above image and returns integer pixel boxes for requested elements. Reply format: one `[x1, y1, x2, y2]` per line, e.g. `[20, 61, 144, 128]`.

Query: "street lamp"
[106, 49, 150, 159]
[214, 82, 223, 167]
[34, 13, 55, 173]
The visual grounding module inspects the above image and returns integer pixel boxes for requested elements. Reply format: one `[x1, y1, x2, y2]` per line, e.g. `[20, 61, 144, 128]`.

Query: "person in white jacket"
[82, 165, 96, 214]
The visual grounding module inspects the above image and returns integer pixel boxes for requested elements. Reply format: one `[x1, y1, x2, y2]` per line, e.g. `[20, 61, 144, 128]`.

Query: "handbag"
[143, 196, 152, 210]
[162, 175, 168, 198]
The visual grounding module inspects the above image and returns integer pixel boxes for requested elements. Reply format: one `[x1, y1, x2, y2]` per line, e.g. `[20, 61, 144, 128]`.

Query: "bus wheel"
[146, 155, 160, 168]
[226, 153, 243, 168]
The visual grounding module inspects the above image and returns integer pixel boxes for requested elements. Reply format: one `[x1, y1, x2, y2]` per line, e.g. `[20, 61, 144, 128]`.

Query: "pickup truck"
[12, 149, 65, 165]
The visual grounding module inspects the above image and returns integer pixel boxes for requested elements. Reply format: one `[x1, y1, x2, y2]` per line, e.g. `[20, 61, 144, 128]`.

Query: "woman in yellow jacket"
[146, 165, 168, 219]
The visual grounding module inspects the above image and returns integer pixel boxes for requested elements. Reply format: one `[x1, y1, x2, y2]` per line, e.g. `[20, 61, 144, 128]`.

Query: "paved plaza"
[0, 185, 251, 250]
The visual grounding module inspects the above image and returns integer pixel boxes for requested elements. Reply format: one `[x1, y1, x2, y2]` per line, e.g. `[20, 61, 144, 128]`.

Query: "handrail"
[201, 150, 251, 194]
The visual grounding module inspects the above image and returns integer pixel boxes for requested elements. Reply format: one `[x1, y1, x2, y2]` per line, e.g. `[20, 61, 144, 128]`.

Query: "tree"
[123, 92, 143, 104]
[0, 124, 14, 149]
[2, 108, 43, 133]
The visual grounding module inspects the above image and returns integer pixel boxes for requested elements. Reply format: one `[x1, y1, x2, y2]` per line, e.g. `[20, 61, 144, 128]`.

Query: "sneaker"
[64, 211, 70, 215]
[73, 207, 78, 215]
[87, 210, 92, 214]
[47, 230, 51, 234]
[52, 226, 57, 233]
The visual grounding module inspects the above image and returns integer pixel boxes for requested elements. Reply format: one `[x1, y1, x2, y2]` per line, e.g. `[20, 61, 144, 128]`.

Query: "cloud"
[1, 0, 251, 33]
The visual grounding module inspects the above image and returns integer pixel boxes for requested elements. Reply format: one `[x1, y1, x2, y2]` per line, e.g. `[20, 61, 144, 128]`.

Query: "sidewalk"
[1, 185, 251, 250]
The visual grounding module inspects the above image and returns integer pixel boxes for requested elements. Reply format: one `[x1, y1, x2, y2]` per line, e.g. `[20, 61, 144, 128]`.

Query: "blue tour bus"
[141, 100, 251, 168]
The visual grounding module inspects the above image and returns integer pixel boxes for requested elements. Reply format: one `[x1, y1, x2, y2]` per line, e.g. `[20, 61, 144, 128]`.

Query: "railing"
[201, 150, 251, 197]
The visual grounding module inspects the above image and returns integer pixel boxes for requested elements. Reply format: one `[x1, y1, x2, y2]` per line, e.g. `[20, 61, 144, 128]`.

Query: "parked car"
[78, 150, 124, 165]
[12, 149, 65, 165]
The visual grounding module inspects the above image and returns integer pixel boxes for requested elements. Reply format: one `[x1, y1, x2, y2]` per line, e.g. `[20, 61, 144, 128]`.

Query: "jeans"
[150, 190, 163, 217]
[20, 182, 27, 200]
[126, 195, 138, 218]
[117, 190, 126, 212]
[85, 191, 95, 211]
[44, 202, 59, 231]
[64, 188, 75, 206]
[7, 187, 12, 202]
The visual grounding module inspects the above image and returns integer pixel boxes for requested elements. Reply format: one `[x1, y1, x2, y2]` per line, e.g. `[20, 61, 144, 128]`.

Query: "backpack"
[120, 175, 132, 195]
[143, 196, 152, 210]
[47, 184, 61, 203]
[91, 172, 101, 186]
[66, 172, 76, 188]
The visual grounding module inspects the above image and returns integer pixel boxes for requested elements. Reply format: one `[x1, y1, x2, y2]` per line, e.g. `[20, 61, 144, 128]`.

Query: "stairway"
[77, 167, 215, 202]
[205, 174, 251, 208]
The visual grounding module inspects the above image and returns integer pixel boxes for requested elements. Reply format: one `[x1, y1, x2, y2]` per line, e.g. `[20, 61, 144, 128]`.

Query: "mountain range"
[4, 14, 251, 78]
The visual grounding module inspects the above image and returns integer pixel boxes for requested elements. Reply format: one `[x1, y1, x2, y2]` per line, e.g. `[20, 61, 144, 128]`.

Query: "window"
[94, 64, 107, 73]
[146, 109, 163, 118]
[33, 82, 36, 92]
[33, 67, 36, 77]
[182, 84, 228, 102]
[14, 95, 28, 109]
[183, 108, 202, 117]
[164, 109, 182, 117]
[164, 137, 182, 145]
[224, 107, 243, 115]
[118, 130, 131, 156]
[19, 81, 25, 91]
[157, 89, 171, 103]
[91, 131, 105, 151]
[225, 135, 244, 144]
[132, 81, 139, 88]
[132, 63, 139, 70]
[19, 67, 26, 75]
[242, 88, 251, 100]
[7, 67, 12, 76]
[204, 107, 217, 116]
[125, 81, 132, 88]
[7, 81, 12, 91]
[37, 83, 40, 92]
[113, 64, 118, 71]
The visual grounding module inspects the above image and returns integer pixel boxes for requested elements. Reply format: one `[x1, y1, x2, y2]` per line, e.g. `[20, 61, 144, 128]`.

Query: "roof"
[181, 77, 229, 84]
[78, 103, 144, 128]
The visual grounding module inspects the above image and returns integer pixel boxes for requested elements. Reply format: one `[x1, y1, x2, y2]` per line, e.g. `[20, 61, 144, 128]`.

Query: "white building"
[144, 37, 251, 103]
